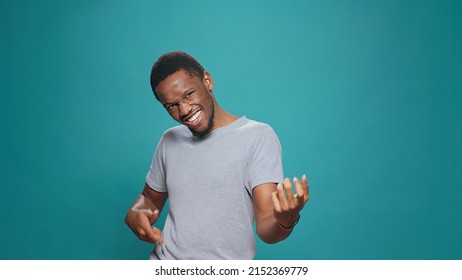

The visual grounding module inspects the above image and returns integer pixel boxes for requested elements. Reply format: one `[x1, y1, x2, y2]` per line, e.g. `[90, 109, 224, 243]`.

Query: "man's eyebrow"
[184, 87, 196, 94]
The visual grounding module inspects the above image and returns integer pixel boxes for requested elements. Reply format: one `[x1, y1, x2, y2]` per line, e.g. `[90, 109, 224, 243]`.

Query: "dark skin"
[125, 69, 310, 245]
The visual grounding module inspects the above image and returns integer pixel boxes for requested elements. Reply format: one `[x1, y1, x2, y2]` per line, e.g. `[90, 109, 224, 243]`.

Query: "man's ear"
[203, 71, 214, 92]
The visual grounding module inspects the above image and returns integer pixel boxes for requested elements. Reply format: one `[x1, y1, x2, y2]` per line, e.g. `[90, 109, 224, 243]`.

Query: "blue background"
[1, 0, 461, 259]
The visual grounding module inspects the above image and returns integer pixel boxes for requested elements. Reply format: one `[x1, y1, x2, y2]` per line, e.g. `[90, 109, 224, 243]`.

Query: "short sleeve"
[145, 136, 167, 192]
[246, 126, 284, 191]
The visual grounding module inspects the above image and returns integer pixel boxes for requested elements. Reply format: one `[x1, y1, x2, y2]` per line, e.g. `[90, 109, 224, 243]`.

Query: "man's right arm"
[125, 183, 168, 244]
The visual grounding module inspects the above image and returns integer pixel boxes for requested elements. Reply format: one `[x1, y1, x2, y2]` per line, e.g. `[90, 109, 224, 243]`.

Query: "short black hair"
[150, 51, 205, 100]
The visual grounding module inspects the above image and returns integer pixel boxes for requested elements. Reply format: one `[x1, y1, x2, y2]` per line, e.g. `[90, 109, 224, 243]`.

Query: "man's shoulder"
[160, 125, 190, 142]
[240, 117, 276, 135]
[244, 118, 271, 128]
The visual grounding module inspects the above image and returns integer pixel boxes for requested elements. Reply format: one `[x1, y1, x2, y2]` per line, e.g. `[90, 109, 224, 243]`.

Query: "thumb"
[149, 209, 160, 224]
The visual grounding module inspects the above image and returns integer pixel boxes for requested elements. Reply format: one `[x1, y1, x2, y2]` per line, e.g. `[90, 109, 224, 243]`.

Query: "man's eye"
[166, 104, 177, 111]
[185, 92, 194, 98]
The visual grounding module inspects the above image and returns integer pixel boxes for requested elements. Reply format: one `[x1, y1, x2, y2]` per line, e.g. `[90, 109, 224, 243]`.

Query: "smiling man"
[125, 51, 309, 259]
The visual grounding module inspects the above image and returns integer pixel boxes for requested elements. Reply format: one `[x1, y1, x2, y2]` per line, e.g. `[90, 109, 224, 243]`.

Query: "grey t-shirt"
[146, 116, 283, 259]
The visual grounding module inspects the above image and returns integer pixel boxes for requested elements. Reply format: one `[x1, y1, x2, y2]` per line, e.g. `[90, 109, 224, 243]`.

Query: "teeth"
[187, 110, 201, 122]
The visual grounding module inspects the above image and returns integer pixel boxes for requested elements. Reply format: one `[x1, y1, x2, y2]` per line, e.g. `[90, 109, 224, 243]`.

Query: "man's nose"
[178, 100, 192, 117]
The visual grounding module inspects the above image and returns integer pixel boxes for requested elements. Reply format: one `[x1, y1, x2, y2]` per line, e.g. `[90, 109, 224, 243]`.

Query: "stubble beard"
[191, 102, 215, 138]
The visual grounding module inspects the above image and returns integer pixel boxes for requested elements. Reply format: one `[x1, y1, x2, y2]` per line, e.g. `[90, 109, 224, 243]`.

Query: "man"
[125, 51, 309, 259]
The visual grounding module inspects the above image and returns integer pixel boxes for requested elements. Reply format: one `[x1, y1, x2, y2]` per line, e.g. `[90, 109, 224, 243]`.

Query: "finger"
[294, 176, 304, 197]
[302, 174, 310, 202]
[271, 191, 282, 212]
[150, 226, 164, 245]
[140, 225, 163, 244]
[276, 182, 288, 210]
[293, 177, 305, 206]
[284, 178, 296, 209]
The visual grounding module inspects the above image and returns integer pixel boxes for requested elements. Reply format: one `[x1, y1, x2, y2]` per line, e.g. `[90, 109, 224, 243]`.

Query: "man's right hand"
[125, 207, 164, 244]
[125, 185, 168, 244]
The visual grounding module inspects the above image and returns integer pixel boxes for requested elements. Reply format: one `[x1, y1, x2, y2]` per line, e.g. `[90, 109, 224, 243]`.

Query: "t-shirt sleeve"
[145, 136, 167, 192]
[246, 126, 284, 191]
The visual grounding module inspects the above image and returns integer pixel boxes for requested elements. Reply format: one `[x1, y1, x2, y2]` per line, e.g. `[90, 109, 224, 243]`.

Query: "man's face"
[155, 69, 215, 137]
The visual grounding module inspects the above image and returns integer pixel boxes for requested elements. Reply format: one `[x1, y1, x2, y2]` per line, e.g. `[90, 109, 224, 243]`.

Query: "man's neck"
[212, 107, 239, 130]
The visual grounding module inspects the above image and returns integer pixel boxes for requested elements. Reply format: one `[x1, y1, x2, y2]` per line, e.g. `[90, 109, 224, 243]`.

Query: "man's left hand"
[271, 175, 310, 229]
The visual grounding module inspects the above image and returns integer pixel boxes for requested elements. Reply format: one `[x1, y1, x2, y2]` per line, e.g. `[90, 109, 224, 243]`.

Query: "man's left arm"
[253, 175, 310, 243]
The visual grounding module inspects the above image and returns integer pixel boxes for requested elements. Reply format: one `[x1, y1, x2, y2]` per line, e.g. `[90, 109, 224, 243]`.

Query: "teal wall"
[1, 0, 461, 259]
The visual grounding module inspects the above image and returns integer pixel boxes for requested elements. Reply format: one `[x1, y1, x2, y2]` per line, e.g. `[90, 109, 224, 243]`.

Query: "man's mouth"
[185, 110, 201, 124]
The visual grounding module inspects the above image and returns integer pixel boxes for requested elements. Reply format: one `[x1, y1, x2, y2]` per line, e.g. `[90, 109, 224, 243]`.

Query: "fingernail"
[302, 174, 307, 180]
[293, 177, 298, 182]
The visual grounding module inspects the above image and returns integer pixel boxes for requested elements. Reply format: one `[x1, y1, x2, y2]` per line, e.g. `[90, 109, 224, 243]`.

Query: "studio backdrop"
[1, 0, 461, 259]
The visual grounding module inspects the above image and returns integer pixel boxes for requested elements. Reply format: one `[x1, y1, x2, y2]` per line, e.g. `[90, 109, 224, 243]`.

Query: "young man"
[125, 51, 309, 259]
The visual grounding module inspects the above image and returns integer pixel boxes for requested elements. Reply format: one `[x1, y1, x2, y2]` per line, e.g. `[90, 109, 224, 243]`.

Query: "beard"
[190, 104, 215, 138]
